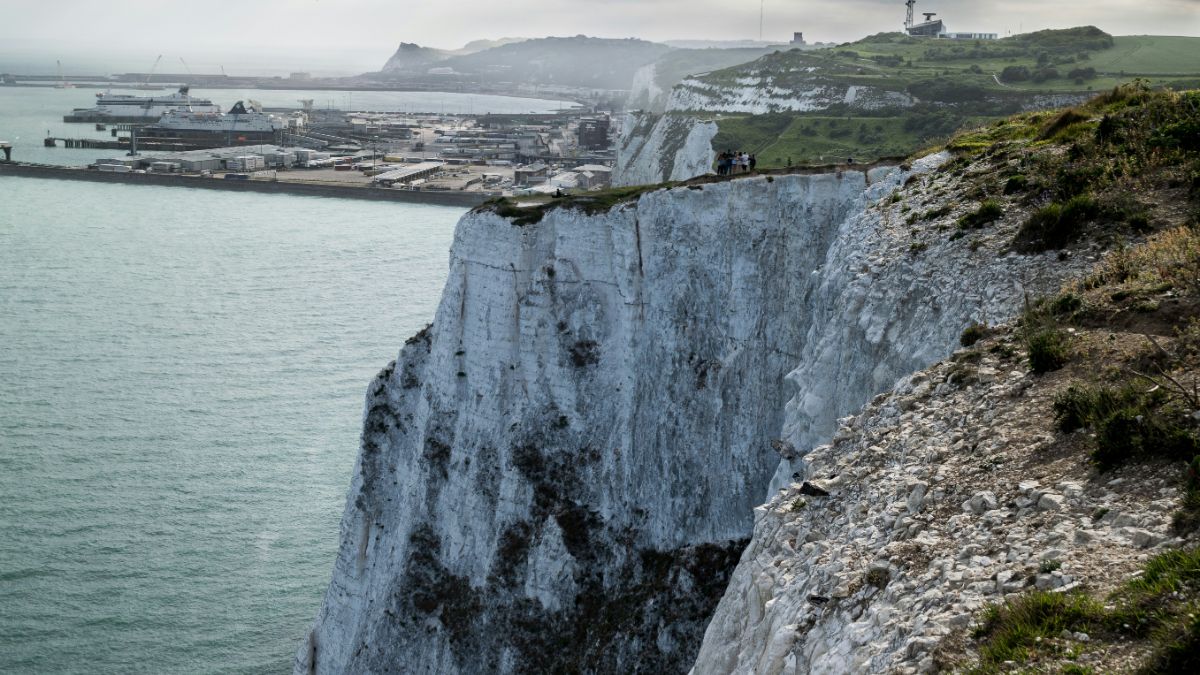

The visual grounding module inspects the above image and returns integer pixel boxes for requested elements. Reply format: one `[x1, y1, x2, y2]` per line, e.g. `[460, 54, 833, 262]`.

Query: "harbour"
[0, 160, 490, 206]
[1, 85, 617, 201]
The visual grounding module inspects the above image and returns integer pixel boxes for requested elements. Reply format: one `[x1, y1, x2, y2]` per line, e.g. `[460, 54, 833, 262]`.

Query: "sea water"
[0, 175, 463, 673]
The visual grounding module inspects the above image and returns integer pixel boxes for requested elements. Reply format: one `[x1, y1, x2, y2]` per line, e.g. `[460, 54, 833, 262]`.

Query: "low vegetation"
[958, 199, 1004, 230]
[1020, 302, 1072, 374]
[970, 547, 1200, 674]
[479, 183, 677, 226]
[940, 84, 1200, 254]
[1054, 382, 1198, 471]
[960, 322, 991, 347]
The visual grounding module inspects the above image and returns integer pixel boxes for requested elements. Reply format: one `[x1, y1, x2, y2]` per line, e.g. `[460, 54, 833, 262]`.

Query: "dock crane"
[54, 60, 73, 89]
[142, 54, 162, 88]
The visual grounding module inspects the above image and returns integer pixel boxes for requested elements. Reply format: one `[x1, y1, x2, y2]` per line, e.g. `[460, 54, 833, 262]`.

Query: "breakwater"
[0, 162, 490, 207]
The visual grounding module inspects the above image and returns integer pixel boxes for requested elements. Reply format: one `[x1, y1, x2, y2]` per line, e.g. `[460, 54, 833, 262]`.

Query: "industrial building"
[371, 162, 446, 187]
[904, 1, 997, 40]
[514, 163, 550, 186]
[92, 145, 322, 174]
[577, 116, 611, 151]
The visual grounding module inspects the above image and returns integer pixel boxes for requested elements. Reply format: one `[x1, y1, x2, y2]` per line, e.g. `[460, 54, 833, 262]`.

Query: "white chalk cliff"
[667, 77, 915, 115]
[628, 64, 668, 113]
[298, 155, 1084, 674]
[614, 113, 717, 187]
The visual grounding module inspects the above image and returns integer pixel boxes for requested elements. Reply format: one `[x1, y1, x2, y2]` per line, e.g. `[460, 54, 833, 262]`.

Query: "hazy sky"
[1, 0, 1197, 75]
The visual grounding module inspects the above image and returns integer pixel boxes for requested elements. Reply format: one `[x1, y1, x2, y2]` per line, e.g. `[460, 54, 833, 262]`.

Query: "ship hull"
[135, 127, 282, 148]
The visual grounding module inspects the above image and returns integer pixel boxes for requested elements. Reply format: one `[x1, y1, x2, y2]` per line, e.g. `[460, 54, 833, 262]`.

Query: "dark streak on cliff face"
[348, 400, 752, 674]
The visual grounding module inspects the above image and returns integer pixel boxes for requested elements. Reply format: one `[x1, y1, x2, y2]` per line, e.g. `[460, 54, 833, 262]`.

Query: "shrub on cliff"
[958, 200, 1004, 230]
[1025, 327, 1070, 374]
[1012, 194, 1101, 252]
[960, 322, 990, 347]
[1053, 382, 1198, 470]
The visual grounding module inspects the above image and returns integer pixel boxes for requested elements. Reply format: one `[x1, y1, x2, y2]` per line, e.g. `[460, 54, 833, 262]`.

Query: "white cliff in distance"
[613, 113, 717, 187]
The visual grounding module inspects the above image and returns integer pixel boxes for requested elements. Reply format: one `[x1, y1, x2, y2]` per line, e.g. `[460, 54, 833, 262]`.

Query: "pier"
[44, 137, 125, 150]
[0, 161, 490, 207]
[42, 136, 255, 152]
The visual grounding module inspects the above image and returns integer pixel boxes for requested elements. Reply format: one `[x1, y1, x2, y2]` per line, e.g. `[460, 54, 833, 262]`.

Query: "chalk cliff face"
[299, 155, 1082, 674]
[667, 77, 915, 115]
[613, 113, 717, 187]
[628, 64, 667, 113]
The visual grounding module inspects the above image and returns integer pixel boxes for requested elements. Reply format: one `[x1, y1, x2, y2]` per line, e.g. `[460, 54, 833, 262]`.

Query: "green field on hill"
[688, 29, 1200, 168]
[713, 115, 933, 166]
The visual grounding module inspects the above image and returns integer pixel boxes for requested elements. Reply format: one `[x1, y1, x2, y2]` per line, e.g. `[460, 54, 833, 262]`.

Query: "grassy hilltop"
[683, 28, 1200, 168]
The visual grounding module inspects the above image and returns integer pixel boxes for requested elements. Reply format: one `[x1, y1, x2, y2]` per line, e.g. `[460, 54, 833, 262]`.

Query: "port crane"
[143, 55, 162, 88]
[54, 60, 73, 89]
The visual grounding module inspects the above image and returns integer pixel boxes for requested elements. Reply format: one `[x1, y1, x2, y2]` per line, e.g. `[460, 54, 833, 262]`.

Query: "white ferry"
[64, 86, 220, 123]
[137, 101, 282, 146]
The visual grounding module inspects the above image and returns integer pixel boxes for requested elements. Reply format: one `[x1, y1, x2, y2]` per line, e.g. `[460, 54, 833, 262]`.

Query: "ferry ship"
[64, 86, 220, 123]
[136, 101, 282, 147]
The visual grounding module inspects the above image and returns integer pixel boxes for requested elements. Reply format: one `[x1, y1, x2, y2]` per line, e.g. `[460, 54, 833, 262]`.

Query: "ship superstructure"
[136, 101, 283, 147]
[64, 86, 220, 123]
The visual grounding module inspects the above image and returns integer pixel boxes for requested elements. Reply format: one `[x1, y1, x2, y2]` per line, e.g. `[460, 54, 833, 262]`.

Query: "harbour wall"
[0, 162, 490, 207]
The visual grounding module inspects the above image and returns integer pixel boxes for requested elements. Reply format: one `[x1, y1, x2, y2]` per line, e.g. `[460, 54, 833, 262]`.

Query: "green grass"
[958, 199, 1004, 229]
[970, 592, 1108, 672]
[1091, 36, 1200, 76]
[1013, 194, 1102, 252]
[713, 115, 934, 168]
[970, 548, 1200, 674]
[1026, 326, 1071, 374]
[634, 48, 775, 111]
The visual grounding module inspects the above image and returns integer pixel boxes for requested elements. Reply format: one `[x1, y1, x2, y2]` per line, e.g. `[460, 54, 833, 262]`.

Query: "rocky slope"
[694, 332, 1185, 674]
[297, 148, 1096, 673]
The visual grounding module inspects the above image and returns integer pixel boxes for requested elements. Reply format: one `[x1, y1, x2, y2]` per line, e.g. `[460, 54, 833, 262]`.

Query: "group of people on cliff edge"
[716, 151, 756, 177]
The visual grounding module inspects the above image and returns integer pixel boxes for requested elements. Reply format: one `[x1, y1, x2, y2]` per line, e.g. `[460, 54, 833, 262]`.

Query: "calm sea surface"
[0, 169, 463, 668]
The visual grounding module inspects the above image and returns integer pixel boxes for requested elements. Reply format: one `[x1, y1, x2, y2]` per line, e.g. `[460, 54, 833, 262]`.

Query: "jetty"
[0, 161, 490, 207]
[42, 136, 209, 152]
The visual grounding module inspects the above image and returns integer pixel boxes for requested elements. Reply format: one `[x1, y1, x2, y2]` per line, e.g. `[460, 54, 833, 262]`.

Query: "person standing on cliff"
[749, 154, 757, 173]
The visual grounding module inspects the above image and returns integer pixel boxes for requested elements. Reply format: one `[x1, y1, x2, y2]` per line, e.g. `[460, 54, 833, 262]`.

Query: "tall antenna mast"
[905, 0, 916, 29]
